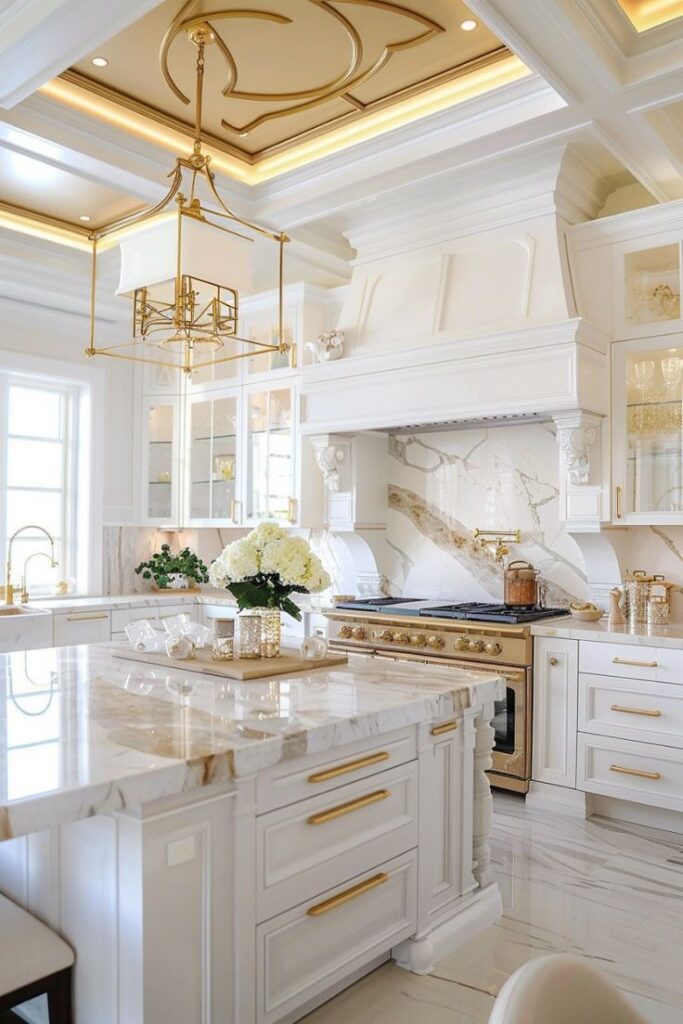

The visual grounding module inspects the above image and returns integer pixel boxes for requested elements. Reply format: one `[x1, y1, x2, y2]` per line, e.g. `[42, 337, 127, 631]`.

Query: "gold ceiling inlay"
[48, 0, 527, 182]
[160, 0, 444, 137]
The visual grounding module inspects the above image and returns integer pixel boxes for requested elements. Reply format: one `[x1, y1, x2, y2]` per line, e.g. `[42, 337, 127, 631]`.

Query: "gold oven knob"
[427, 635, 445, 650]
[393, 632, 410, 645]
[468, 639, 485, 653]
[339, 625, 353, 639]
[484, 641, 502, 656]
[375, 629, 393, 643]
[410, 634, 427, 648]
[351, 626, 367, 641]
[453, 637, 469, 652]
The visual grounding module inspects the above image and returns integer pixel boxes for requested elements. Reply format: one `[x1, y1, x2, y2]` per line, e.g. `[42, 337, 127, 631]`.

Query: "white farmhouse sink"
[0, 605, 52, 652]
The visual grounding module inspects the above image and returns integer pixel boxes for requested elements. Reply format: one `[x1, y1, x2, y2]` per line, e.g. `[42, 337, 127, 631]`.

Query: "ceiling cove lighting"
[85, 21, 289, 377]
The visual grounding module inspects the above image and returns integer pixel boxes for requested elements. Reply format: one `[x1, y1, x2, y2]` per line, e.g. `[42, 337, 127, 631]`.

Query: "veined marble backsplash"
[383, 424, 589, 606]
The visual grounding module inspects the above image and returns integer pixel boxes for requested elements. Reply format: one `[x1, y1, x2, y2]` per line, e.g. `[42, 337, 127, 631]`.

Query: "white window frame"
[0, 351, 104, 596]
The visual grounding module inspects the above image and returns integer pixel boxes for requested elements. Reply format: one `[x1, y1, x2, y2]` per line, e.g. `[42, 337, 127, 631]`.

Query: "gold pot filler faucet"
[4, 525, 58, 605]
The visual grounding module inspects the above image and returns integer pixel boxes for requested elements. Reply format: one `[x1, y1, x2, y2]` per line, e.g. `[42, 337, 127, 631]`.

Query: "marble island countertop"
[531, 615, 683, 648]
[0, 644, 503, 842]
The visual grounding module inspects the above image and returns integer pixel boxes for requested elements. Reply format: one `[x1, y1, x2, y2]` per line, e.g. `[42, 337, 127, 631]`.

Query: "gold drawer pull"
[307, 789, 390, 826]
[66, 613, 109, 622]
[549, 657, 559, 666]
[308, 751, 390, 783]
[431, 721, 458, 736]
[307, 872, 389, 917]
[612, 657, 657, 668]
[610, 704, 662, 718]
[610, 764, 661, 781]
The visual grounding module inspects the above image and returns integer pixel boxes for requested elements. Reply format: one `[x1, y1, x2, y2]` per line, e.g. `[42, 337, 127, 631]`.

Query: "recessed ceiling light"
[460, 19, 478, 31]
[79, 215, 91, 222]
[91, 56, 108, 68]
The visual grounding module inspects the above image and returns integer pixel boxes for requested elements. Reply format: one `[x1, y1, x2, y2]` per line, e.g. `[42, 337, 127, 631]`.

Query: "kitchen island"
[0, 644, 503, 1024]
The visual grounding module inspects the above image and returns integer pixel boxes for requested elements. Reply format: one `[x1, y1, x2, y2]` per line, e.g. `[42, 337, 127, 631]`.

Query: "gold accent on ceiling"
[54, 0, 525, 182]
[616, 0, 683, 31]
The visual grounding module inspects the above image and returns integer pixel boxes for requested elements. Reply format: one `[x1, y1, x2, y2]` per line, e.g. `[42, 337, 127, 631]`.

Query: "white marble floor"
[302, 793, 683, 1024]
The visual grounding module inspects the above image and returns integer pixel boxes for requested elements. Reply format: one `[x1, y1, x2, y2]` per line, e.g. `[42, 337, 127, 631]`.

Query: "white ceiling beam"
[0, 0, 164, 109]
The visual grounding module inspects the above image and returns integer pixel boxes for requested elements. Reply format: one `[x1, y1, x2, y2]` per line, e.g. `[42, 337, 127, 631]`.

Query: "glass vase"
[259, 608, 281, 659]
[237, 609, 262, 659]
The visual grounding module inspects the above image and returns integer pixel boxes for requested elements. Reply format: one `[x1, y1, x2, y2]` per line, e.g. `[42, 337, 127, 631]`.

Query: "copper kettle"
[504, 560, 539, 607]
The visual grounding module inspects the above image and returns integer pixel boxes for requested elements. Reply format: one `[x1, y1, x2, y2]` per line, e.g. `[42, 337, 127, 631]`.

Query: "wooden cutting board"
[111, 644, 347, 680]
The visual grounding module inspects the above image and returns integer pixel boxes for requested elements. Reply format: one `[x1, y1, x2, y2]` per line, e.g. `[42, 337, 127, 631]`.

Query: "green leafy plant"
[134, 544, 209, 589]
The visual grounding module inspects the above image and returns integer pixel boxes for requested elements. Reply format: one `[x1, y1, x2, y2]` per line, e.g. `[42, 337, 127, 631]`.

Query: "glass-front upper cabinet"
[616, 239, 682, 338]
[141, 397, 180, 524]
[613, 337, 683, 523]
[187, 393, 239, 525]
[245, 385, 295, 524]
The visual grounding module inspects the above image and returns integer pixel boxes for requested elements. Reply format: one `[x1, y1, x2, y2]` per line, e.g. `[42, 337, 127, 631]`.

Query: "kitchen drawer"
[579, 641, 661, 681]
[53, 610, 111, 646]
[256, 727, 416, 813]
[256, 850, 416, 1024]
[256, 762, 418, 922]
[577, 733, 683, 812]
[579, 673, 683, 748]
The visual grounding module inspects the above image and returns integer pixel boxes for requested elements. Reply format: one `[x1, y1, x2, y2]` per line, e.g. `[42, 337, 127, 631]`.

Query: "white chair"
[488, 954, 648, 1024]
[0, 892, 74, 1023]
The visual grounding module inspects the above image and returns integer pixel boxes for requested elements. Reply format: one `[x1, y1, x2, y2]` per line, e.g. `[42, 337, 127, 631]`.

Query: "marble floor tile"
[302, 793, 683, 1024]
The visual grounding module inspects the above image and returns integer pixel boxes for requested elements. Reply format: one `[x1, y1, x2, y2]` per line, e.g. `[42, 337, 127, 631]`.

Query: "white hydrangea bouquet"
[208, 522, 331, 620]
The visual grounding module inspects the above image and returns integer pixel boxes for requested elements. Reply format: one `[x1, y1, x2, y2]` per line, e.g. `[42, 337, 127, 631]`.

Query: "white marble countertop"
[29, 591, 237, 613]
[0, 644, 503, 842]
[531, 616, 683, 648]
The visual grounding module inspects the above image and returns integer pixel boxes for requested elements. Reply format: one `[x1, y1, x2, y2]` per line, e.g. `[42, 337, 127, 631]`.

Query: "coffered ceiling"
[616, 0, 683, 32]
[63, 0, 519, 168]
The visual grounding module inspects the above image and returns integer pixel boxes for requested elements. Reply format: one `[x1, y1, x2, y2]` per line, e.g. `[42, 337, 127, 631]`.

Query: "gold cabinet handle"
[287, 497, 297, 524]
[307, 872, 389, 917]
[308, 751, 390, 783]
[610, 704, 662, 718]
[65, 613, 109, 622]
[610, 764, 661, 781]
[615, 485, 623, 519]
[612, 657, 657, 668]
[430, 721, 458, 736]
[549, 657, 559, 666]
[306, 789, 390, 826]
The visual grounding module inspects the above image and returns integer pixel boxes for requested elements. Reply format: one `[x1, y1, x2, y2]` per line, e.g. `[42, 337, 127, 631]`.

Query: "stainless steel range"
[325, 598, 570, 794]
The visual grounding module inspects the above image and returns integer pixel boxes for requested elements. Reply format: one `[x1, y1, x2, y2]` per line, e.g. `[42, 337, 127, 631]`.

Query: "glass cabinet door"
[246, 387, 294, 523]
[622, 344, 683, 517]
[189, 394, 238, 522]
[145, 401, 175, 521]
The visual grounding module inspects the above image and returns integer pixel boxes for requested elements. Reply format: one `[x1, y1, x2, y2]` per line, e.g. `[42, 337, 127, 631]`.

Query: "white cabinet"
[417, 717, 475, 932]
[53, 610, 111, 646]
[139, 395, 182, 526]
[186, 390, 241, 525]
[612, 335, 683, 524]
[532, 637, 578, 788]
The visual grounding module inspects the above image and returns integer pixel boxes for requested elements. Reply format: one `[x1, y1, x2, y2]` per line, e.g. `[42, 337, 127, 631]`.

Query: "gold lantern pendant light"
[85, 22, 289, 376]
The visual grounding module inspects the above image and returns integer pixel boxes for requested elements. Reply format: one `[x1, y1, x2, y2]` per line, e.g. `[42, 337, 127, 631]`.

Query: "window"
[0, 375, 81, 596]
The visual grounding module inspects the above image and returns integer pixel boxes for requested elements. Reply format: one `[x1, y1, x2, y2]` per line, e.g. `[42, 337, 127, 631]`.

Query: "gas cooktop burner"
[419, 603, 571, 624]
[334, 598, 420, 612]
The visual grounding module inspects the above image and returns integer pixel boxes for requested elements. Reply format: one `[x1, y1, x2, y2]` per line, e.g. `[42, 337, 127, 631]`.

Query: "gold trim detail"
[306, 788, 390, 825]
[308, 751, 390, 783]
[307, 872, 389, 916]
[612, 657, 658, 668]
[610, 704, 662, 717]
[430, 721, 458, 736]
[65, 613, 109, 622]
[610, 764, 661, 781]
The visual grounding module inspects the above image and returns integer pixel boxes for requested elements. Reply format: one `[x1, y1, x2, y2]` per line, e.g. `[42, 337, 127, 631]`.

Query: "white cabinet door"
[612, 336, 683, 525]
[243, 382, 296, 526]
[417, 716, 474, 932]
[139, 396, 182, 526]
[186, 390, 241, 526]
[532, 637, 578, 787]
[53, 611, 111, 646]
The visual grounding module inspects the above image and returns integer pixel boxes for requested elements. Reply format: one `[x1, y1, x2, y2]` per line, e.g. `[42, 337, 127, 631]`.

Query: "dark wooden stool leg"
[46, 968, 74, 1024]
